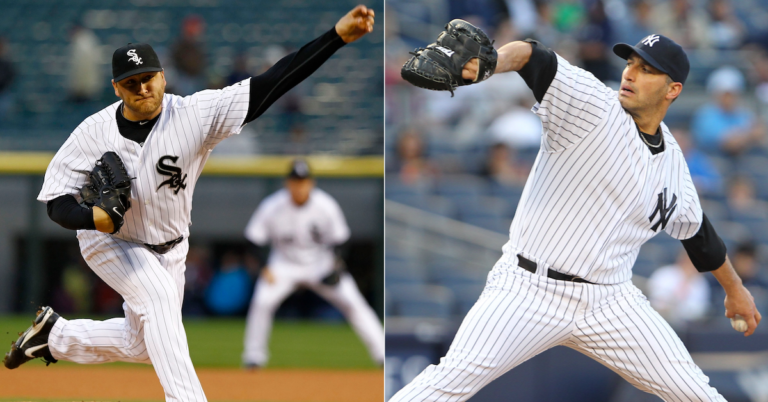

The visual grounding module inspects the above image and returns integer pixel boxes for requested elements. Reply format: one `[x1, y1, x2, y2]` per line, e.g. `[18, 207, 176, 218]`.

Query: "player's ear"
[111, 79, 120, 98]
[667, 82, 682, 102]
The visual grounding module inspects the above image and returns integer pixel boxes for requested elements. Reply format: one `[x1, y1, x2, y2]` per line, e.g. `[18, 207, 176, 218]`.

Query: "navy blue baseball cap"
[287, 159, 312, 179]
[112, 43, 163, 82]
[613, 34, 689, 85]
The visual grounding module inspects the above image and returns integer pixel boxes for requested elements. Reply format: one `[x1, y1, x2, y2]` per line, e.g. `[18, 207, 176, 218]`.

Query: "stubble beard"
[126, 93, 161, 117]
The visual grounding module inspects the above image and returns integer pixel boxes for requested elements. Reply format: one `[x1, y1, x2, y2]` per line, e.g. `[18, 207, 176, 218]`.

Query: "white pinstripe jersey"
[244, 188, 350, 272]
[38, 79, 251, 245]
[504, 54, 702, 284]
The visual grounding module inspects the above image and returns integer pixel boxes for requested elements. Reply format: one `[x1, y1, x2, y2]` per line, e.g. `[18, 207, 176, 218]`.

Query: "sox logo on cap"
[127, 49, 143, 65]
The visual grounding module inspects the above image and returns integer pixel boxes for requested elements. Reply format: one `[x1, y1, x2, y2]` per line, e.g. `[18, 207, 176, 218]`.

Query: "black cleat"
[3, 306, 60, 369]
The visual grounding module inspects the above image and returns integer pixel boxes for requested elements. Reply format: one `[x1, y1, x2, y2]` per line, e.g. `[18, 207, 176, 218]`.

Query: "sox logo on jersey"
[390, 53, 727, 402]
[156, 155, 188, 194]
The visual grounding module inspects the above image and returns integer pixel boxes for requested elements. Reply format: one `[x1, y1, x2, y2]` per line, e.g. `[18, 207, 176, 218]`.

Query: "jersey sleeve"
[532, 54, 615, 153]
[38, 133, 92, 202]
[665, 159, 703, 240]
[244, 199, 272, 246]
[195, 78, 251, 150]
[323, 193, 350, 245]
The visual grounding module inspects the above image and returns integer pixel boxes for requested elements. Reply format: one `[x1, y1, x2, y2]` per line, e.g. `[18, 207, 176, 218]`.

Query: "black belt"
[517, 254, 594, 284]
[145, 236, 184, 254]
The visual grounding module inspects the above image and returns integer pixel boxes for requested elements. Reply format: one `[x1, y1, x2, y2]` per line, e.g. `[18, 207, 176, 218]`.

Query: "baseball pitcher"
[394, 21, 761, 401]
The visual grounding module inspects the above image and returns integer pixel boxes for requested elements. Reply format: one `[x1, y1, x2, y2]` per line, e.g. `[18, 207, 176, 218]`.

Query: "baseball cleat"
[3, 306, 60, 369]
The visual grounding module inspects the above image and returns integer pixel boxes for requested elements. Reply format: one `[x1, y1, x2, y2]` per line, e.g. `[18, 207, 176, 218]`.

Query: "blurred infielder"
[395, 22, 762, 401]
[3, 6, 375, 402]
[242, 159, 384, 367]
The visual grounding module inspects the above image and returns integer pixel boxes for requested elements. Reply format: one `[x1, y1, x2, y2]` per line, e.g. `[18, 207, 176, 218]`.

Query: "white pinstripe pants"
[390, 253, 725, 402]
[48, 231, 206, 402]
[242, 270, 385, 366]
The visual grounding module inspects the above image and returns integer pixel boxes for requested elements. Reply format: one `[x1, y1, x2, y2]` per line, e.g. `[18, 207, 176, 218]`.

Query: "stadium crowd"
[0, 0, 383, 155]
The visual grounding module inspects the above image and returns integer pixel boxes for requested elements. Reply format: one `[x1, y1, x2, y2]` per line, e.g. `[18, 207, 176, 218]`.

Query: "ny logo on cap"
[642, 34, 660, 47]
[127, 49, 143, 65]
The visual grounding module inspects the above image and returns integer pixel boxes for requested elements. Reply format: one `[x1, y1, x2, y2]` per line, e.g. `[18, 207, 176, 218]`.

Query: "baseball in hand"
[731, 314, 748, 332]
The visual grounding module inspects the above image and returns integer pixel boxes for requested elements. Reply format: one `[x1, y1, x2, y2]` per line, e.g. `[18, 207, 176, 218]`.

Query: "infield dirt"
[0, 366, 383, 402]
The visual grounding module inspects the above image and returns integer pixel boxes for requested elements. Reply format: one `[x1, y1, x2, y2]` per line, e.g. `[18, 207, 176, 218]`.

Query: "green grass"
[0, 316, 377, 369]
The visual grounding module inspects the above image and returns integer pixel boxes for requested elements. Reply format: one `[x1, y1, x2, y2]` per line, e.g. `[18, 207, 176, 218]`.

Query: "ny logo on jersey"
[642, 34, 660, 47]
[156, 155, 187, 194]
[127, 49, 143, 65]
[648, 187, 677, 232]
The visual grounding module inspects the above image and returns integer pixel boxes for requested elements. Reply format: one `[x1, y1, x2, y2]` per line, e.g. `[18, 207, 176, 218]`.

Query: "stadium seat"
[386, 177, 430, 199]
[457, 196, 514, 220]
[387, 259, 428, 287]
[390, 284, 455, 319]
[450, 282, 486, 316]
[462, 215, 509, 234]
[489, 181, 524, 205]
[434, 175, 489, 201]
[429, 263, 485, 285]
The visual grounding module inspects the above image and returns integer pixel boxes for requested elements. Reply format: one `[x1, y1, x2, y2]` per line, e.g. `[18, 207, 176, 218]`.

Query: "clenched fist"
[335, 5, 375, 44]
[462, 58, 479, 81]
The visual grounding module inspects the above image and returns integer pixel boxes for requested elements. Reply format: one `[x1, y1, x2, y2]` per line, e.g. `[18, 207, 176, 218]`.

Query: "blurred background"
[385, 0, 768, 401]
[0, 0, 384, 391]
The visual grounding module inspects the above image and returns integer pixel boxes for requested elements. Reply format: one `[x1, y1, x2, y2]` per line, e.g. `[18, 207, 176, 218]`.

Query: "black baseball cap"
[287, 159, 312, 179]
[613, 34, 689, 85]
[112, 43, 163, 82]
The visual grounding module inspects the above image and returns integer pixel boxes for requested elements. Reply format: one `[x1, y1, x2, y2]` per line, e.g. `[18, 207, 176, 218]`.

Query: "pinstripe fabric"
[38, 79, 250, 402]
[38, 79, 251, 245]
[391, 54, 719, 401]
[506, 55, 702, 285]
[49, 232, 203, 402]
[389, 254, 725, 402]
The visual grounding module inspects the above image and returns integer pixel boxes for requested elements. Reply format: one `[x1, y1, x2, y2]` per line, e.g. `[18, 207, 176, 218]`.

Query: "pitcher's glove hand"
[401, 19, 497, 96]
[321, 258, 347, 286]
[79, 152, 133, 234]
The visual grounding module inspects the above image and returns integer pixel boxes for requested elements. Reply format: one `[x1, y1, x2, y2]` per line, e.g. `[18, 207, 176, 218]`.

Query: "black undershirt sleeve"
[516, 39, 558, 103]
[680, 212, 727, 273]
[244, 27, 346, 123]
[47, 194, 96, 231]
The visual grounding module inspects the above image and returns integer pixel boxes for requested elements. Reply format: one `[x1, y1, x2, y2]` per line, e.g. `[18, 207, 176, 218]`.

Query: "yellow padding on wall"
[0, 152, 383, 177]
